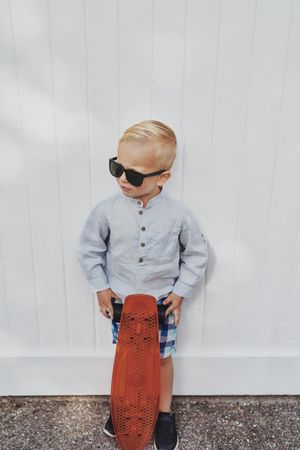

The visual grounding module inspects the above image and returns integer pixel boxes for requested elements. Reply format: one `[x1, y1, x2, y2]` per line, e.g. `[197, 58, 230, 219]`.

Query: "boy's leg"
[159, 355, 173, 412]
[157, 293, 177, 413]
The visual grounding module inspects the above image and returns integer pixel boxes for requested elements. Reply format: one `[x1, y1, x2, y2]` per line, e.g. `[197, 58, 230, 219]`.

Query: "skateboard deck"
[110, 294, 161, 450]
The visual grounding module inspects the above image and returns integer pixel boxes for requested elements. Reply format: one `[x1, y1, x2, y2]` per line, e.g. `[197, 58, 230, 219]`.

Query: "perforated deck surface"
[110, 294, 161, 450]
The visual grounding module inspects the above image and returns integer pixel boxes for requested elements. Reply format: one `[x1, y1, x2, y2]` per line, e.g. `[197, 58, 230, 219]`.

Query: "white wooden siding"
[0, 0, 300, 394]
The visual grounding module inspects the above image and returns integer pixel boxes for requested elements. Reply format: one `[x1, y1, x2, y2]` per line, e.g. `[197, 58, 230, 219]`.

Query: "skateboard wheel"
[111, 297, 168, 325]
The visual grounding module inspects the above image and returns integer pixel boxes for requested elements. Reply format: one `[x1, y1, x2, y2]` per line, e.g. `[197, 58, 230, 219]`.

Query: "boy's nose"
[119, 173, 128, 183]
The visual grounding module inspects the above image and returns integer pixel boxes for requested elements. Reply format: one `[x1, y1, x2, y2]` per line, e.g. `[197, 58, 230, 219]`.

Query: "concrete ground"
[0, 395, 299, 449]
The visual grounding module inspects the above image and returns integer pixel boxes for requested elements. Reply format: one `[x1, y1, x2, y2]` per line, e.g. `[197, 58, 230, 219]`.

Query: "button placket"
[137, 201, 145, 263]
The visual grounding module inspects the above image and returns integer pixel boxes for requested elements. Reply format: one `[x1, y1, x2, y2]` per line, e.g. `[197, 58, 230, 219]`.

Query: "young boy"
[77, 120, 209, 450]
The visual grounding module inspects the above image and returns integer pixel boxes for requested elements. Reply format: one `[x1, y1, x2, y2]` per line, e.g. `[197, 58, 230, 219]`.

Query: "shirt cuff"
[172, 280, 193, 299]
[87, 278, 110, 294]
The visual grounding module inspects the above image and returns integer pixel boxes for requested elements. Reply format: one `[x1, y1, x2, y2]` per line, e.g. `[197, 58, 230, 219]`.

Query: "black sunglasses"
[109, 157, 166, 187]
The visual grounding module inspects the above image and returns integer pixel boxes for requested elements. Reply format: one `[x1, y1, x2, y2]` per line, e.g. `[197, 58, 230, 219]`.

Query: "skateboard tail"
[110, 294, 161, 450]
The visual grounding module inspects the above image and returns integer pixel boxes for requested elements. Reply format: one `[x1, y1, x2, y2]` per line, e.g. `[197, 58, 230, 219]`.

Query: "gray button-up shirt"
[77, 187, 208, 299]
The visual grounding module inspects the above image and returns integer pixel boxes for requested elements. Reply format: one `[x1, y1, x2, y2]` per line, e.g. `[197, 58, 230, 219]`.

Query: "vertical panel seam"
[83, 0, 97, 352]
[228, 0, 259, 348]
[8, 0, 42, 350]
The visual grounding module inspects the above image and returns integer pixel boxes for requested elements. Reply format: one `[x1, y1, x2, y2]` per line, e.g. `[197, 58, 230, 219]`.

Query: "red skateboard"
[110, 294, 167, 450]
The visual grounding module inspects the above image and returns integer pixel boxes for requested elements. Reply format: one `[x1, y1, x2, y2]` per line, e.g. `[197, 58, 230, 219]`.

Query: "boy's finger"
[163, 298, 173, 305]
[100, 305, 112, 319]
[106, 307, 113, 319]
[174, 310, 181, 325]
[165, 306, 174, 317]
[101, 308, 109, 319]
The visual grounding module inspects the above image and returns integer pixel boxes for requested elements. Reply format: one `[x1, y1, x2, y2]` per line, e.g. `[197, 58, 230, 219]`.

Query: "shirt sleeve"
[76, 204, 110, 294]
[172, 206, 209, 299]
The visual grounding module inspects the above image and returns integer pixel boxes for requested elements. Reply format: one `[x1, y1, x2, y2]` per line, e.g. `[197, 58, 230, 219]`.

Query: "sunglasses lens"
[109, 159, 144, 186]
[110, 159, 123, 178]
[127, 171, 143, 187]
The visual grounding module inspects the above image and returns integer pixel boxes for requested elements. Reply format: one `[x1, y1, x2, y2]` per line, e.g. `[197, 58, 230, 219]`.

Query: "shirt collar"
[117, 185, 165, 208]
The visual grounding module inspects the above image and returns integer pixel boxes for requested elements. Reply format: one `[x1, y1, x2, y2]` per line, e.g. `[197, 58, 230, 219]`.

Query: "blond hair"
[119, 120, 177, 170]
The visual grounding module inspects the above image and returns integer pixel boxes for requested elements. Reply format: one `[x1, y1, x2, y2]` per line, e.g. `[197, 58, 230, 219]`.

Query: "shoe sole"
[103, 426, 116, 438]
[153, 436, 179, 450]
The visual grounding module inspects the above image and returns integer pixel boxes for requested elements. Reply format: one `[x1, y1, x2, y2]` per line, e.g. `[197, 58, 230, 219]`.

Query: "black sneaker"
[103, 410, 116, 438]
[154, 411, 179, 450]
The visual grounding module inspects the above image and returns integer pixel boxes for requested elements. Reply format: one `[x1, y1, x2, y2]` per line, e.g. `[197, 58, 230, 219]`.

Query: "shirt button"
[141, 227, 146, 231]
[137, 200, 143, 206]
[141, 242, 145, 247]
[138, 210, 143, 215]
[139, 257, 143, 263]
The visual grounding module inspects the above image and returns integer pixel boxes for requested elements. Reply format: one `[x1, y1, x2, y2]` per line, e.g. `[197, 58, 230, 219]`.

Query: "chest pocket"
[150, 223, 181, 260]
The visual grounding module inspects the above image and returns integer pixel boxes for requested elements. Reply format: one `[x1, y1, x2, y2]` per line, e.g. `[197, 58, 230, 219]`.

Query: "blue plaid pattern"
[111, 293, 177, 359]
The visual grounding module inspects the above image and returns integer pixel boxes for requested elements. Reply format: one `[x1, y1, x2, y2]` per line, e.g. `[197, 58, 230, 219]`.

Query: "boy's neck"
[135, 185, 162, 208]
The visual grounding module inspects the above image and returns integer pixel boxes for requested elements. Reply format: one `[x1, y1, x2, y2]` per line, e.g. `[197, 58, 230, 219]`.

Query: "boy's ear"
[158, 171, 171, 186]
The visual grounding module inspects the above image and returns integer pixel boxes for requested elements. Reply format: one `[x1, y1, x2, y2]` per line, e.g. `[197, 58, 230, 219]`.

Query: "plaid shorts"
[111, 292, 177, 359]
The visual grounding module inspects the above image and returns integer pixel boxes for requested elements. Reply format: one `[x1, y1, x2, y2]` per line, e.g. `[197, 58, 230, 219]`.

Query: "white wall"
[1, 0, 300, 395]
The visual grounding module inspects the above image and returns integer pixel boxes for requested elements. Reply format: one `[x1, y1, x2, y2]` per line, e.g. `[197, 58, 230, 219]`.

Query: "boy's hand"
[97, 288, 121, 320]
[163, 292, 184, 326]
